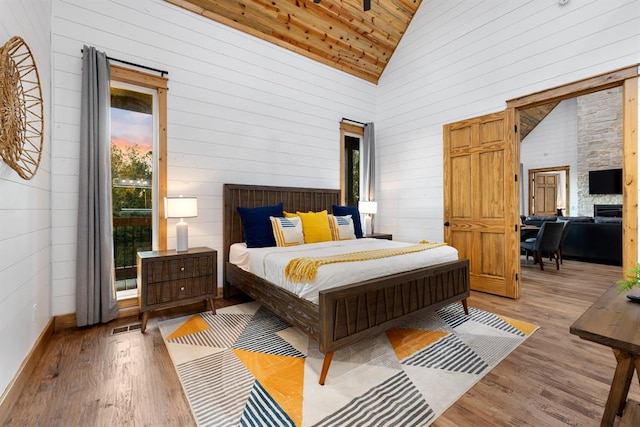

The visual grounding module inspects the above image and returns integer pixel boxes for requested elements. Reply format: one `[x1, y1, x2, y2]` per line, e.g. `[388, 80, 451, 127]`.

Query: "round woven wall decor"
[0, 36, 44, 180]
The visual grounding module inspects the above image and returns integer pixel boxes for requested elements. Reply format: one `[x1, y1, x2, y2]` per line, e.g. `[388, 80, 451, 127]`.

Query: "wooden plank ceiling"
[520, 102, 560, 140]
[165, 0, 422, 84]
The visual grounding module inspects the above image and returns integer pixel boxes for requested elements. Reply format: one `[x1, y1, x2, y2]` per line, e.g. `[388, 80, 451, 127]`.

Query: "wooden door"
[534, 174, 557, 216]
[443, 110, 520, 299]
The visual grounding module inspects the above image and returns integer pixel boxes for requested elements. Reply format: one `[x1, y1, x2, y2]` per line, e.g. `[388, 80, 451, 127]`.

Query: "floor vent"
[111, 323, 142, 335]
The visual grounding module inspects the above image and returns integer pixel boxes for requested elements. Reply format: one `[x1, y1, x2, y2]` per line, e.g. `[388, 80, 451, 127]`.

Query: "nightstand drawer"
[144, 275, 215, 305]
[145, 255, 214, 283]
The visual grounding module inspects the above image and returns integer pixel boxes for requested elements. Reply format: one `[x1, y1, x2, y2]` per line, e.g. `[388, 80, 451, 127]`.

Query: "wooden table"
[520, 224, 540, 231]
[570, 284, 640, 426]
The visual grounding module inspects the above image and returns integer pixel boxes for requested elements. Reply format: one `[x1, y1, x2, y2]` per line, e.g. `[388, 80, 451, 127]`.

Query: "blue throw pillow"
[237, 203, 284, 248]
[332, 205, 363, 238]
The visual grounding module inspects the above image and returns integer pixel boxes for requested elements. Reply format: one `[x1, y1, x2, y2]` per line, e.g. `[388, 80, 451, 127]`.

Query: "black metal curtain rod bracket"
[80, 49, 168, 76]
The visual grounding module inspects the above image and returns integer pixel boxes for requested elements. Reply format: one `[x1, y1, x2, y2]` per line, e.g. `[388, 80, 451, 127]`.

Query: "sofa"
[522, 215, 622, 266]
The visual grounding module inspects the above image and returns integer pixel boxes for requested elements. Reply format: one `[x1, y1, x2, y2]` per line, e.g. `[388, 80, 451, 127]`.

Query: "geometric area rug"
[159, 302, 538, 427]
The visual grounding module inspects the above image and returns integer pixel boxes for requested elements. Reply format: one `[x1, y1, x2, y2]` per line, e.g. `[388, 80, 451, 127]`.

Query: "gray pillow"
[594, 216, 622, 224]
[558, 216, 594, 223]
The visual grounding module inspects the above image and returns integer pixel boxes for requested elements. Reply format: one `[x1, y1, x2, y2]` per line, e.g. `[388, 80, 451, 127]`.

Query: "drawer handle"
[180, 267, 185, 271]
[180, 286, 185, 292]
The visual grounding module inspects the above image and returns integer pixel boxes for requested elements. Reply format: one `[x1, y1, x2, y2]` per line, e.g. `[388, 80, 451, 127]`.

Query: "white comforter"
[229, 238, 459, 304]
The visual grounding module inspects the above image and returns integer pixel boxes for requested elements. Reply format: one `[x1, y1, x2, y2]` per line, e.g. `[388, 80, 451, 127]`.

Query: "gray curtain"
[76, 46, 118, 326]
[361, 122, 376, 201]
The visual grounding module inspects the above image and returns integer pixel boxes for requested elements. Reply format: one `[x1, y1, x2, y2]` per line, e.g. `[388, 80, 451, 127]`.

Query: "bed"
[223, 183, 470, 384]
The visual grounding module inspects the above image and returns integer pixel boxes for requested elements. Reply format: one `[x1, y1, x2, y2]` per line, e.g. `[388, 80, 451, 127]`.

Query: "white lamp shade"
[358, 201, 378, 215]
[165, 196, 198, 218]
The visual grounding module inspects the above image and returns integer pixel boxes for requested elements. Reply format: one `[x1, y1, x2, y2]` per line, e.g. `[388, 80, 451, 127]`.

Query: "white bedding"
[229, 238, 459, 304]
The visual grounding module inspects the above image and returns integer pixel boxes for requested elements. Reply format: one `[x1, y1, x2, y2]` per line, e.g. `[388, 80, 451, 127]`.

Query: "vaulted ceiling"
[165, 0, 422, 84]
[163, 0, 561, 138]
[520, 102, 561, 140]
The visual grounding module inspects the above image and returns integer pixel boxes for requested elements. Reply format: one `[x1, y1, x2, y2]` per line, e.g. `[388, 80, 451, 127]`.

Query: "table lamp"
[165, 196, 198, 252]
[358, 201, 378, 235]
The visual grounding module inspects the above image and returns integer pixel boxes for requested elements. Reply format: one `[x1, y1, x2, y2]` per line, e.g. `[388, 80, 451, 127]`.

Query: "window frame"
[110, 64, 168, 250]
[339, 121, 364, 205]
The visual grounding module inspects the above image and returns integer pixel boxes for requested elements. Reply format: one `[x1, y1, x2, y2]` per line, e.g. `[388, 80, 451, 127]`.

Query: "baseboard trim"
[53, 312, 76, 331]
[0, 317, 55, 424]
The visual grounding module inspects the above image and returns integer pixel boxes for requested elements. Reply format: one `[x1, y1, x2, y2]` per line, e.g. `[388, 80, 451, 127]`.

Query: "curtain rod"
[342, 117, 367, 126]
[80, 49, 168, 76]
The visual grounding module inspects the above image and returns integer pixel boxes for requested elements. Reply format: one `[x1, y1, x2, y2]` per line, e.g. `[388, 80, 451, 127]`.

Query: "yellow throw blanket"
[284, 241, 446, 283]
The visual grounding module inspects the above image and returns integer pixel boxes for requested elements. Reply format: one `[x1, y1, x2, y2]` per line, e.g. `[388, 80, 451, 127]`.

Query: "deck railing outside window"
[113, 214, 152, 291]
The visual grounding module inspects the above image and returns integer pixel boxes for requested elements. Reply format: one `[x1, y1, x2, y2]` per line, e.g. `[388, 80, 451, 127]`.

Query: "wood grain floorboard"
[4, 259, 635, 426]
[434, 259, 635, 427]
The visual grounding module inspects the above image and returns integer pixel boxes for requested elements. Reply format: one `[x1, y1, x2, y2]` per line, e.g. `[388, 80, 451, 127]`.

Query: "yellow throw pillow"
[284, 211, 298, 218]
[296, 210, 332, 243]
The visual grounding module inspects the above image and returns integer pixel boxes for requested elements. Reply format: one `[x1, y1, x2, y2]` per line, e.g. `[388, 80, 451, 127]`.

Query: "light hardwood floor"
[4, 259, 636, 426]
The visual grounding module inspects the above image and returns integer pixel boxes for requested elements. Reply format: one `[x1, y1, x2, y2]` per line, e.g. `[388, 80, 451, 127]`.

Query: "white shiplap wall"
[376, 0, 640, 243]
[520, 99, 578, 216]
[50, 0, 376, 315]
[0, 0, 52, 396]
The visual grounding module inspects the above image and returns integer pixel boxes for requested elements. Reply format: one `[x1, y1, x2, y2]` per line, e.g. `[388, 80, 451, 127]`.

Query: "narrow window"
[340, 121, 364, 205]
[109, 66, 167, 299]
[110, 83, 155, 296]
[344, 136, 360, 206]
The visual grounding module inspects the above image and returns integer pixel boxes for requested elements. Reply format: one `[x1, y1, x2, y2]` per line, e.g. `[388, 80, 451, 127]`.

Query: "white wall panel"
[376, 0, 640, 243]
[50, 0, 376, 315]
[0, 0, 52, 396]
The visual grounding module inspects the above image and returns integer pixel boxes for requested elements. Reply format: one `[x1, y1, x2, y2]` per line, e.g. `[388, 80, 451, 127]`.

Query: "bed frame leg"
[319, 352, 334, 385]
[461, 298, 469, 315]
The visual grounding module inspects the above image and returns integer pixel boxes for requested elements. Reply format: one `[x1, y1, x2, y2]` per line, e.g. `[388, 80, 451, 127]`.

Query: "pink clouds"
[111, 107, 153, 153]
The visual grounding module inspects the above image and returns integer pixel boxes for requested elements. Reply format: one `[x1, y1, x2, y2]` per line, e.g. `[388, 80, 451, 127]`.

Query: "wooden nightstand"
[137, 246, 217, 332]
[364, 233, 392, 240]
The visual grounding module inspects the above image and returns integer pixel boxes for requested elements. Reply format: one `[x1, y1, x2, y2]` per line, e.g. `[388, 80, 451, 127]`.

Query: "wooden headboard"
[223, 184, 341, 290]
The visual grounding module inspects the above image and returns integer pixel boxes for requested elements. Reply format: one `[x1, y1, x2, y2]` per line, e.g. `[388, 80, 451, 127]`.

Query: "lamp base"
[364, 215, 373, 236]
[176, 220, 188, 252]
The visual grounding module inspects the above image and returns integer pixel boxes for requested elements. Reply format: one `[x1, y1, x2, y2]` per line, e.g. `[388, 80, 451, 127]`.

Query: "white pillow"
[270, 216, 305, 246]
[329, 214, 356, 241]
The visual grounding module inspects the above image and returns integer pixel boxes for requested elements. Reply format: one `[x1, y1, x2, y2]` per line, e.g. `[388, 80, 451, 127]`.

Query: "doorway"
[508, 65, 638, 275]
[527, 166, 570, 217]
[443, 66, 637, 300]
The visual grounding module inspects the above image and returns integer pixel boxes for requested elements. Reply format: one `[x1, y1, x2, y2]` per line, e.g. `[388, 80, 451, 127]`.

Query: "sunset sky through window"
[111, 107, 153, 155]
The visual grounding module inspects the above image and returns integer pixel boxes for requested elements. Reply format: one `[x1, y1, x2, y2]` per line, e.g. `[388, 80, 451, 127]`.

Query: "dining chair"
[520, 221, 564, 271]
[556, 219, 571, 264]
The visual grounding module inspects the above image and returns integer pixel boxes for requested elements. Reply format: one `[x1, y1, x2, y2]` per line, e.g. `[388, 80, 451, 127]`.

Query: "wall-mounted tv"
[589, 168, 622, 194]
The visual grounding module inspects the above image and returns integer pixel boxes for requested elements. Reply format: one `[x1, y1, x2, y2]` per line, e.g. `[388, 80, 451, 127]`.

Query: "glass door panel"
[110, 85, 156, 296]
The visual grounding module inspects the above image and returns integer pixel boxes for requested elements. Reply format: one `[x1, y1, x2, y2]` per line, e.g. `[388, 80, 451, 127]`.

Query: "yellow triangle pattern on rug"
[233, 348, 305, 426]
[165, 314, 210, 341]
[386, 329, 449, 361]
[498, 314, 538, 335]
